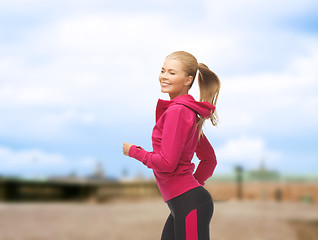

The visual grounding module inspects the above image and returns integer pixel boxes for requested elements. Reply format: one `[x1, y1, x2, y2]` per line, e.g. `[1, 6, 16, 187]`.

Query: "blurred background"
[0, 0, 317, 239]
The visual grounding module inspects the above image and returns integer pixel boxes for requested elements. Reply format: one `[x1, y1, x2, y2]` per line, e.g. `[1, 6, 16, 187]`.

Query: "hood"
[156, 94, 215, 121]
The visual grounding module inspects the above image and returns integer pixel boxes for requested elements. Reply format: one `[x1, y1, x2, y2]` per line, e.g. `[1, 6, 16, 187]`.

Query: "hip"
[166, 186, 213, 217]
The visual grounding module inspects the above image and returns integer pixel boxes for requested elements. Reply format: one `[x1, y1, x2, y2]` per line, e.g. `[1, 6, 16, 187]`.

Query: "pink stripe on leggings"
[185, 208, 198, 240]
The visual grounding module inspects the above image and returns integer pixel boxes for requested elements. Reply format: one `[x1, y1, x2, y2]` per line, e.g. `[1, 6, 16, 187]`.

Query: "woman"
[123, 51, 220, 240]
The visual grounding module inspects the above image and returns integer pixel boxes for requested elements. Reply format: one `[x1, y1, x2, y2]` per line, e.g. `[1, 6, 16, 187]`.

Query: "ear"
[184, 76, 193, 86]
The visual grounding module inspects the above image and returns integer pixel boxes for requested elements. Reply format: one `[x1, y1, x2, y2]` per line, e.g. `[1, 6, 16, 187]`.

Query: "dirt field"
[0, 199, 317, 240]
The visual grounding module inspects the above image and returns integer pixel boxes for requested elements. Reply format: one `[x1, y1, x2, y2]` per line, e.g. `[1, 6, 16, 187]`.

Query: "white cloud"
[0, 12, 227, 122]
[214, 42, 318, 135]
[0, 146, 66, 168]
[0, 145, 96, 177]
[215, 136, 281, 166]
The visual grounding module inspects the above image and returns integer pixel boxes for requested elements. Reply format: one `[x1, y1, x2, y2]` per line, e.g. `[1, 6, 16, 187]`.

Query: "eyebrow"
[161, 67, 177, 72]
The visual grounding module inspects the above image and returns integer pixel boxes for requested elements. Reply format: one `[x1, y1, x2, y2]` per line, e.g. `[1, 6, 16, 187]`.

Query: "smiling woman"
[123, 51, 220, 240]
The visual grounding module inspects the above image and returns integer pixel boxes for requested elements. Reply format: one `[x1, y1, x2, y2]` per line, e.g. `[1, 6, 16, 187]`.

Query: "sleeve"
[193, 133, 217, 185]
[129, 106, 194, 173]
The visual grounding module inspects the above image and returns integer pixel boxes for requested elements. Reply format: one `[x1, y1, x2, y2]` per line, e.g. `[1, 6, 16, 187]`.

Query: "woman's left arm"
[193, 133, 217, 185]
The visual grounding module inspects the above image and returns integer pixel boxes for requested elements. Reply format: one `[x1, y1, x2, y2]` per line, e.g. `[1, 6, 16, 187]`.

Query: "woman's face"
[159, 58, 192, 99]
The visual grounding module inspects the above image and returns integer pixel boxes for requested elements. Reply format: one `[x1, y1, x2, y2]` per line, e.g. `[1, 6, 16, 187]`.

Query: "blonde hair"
[166, 51, 221, 135]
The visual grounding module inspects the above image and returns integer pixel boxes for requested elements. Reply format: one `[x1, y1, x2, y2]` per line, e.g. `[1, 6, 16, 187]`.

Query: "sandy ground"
[0, 199, 318, 240]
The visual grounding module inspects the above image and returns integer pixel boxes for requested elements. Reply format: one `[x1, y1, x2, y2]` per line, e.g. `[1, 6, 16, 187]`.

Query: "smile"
[161, 82, 171, 87]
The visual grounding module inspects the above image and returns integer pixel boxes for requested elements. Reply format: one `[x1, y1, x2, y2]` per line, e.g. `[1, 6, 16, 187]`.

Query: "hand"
[123, 142, 133, 156]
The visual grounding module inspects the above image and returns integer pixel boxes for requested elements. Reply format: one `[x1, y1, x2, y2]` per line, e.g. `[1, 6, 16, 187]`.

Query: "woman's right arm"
[128, 106, 195, 173]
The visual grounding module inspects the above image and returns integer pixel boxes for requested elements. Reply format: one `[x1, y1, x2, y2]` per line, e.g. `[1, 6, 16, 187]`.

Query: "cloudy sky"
[0, 0, 317, 179]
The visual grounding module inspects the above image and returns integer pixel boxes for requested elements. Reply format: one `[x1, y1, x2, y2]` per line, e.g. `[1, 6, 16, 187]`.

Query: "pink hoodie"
[129, 94, 217, 202]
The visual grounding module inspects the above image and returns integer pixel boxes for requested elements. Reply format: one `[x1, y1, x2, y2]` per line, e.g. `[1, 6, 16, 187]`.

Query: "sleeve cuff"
[129, 145, 147, 164]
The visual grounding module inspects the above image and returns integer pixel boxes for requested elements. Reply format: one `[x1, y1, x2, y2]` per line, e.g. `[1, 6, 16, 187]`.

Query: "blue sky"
[0, 0, 317, 179]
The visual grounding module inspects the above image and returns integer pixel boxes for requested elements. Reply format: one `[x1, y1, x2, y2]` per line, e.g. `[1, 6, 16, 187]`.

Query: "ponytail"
[165, 51, 221, 136]
[197, 63, 221, 135]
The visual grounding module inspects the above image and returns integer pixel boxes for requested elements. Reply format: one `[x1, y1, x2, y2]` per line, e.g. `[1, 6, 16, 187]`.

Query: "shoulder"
[164, 104, 197, 121]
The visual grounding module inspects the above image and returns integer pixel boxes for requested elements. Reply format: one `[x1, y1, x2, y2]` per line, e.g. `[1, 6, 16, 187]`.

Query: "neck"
[169, 90, 189, 100]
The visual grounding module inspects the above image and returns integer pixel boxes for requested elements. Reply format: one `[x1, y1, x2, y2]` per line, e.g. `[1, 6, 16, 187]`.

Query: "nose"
[162, 72, 168, 79]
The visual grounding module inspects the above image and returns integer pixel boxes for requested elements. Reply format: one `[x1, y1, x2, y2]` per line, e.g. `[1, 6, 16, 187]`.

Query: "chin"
[161, 88, 169, 94]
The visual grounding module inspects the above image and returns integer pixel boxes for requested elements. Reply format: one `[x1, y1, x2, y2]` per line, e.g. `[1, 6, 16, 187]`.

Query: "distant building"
[49, 160, 116, 183]
[247, 161, 280, 181]
[89, 161, 105, 180]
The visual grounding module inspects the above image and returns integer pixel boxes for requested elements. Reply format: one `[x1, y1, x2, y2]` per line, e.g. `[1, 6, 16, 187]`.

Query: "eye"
[160, 70, 165, 74]
[170, 72, 176, 75]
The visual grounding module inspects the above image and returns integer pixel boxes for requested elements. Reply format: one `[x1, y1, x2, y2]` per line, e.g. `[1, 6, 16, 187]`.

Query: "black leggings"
[161, 186, 214, 240]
